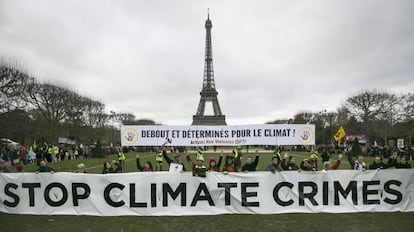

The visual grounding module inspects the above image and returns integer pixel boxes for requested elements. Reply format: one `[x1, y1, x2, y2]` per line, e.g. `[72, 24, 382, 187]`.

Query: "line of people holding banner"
[131, 143, 412, 178]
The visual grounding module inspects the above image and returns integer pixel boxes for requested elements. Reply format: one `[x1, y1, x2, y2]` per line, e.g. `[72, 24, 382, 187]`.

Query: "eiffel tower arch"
[192, 13, 226, 125]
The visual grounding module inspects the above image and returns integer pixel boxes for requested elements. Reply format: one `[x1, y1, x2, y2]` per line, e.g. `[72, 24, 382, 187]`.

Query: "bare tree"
[83, 99, 108, 128]
[344, 90, 392, 144]
[400, 93, 414, 122]
[24, 82, 71, 124]
[0, 61, 32, 113]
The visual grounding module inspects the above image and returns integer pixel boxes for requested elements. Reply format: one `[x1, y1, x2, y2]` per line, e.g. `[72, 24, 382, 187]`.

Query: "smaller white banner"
[397, 139, 404, 148]
[121, 124, 315, 146]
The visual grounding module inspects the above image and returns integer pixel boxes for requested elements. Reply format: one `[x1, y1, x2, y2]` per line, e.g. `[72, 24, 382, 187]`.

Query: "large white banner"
[1, 170, 413, 216]
[120, 124, 315, 146]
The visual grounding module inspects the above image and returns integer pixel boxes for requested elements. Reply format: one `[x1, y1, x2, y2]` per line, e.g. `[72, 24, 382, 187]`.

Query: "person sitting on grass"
[323, 153, 343, 171]
[241, 150, 260, 172]
[208, 150, 223, 172]
[265, 155, 282, 173]
[136, 154, 153, 172]
[186, 151, 207, 177]
[36, 160, 55, 173]
[75, 163, 87, 173]
[281, 152, 299, 171]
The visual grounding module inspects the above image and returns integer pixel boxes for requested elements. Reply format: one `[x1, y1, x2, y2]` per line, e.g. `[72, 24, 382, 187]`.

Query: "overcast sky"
[1, 0, 413, 125]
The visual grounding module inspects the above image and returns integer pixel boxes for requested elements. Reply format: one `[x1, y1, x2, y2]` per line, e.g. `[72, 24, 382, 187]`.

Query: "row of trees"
[0, 60, 155, 145]
[268, 90, 414, 146]
[2, 59, 413, 147]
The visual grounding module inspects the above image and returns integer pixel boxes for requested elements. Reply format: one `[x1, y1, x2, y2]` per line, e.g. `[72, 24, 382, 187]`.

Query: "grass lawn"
[2, 149, 413, 232]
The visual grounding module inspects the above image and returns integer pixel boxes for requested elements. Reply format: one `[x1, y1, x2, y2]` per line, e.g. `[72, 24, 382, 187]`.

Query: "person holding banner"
[369, 155, 395, 170]
[347, 152, 366, 170]
[186, 151, 207, 177]
[35, 160, 55, 173]
[265, 155, 282, 173]
[154, 138, 172, 171]
[394, 155, 412, 169]
[241, 150, 260, 172]
[163, 148, 186, 172]
[281, 151, 299, 171]
[208, 151, 223, 172]
[102, 161, 117, 174]
[223, 147, 242, 172]
[300, 152, 318, 171]
[323, 153, 343, 171]
[136, 154, 154, 172]
[75, 163, 87, 173]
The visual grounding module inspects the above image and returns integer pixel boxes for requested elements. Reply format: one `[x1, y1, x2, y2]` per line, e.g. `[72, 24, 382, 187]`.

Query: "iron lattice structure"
[192, 14, 226, 125]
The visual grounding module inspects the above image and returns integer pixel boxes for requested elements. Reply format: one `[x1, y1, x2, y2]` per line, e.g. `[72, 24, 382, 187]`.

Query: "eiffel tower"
[192, 13, 227, 125]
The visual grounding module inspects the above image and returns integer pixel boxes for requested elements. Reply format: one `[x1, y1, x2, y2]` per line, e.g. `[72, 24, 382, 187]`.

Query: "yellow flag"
[333, 126, 346, 141]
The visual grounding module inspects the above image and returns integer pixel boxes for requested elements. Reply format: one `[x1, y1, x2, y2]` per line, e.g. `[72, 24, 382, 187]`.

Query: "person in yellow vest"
[186, 151, 206, 177]
[118, 147, 126, 172]
[155, 148, 164, 171]
[50, 145, 59, 163]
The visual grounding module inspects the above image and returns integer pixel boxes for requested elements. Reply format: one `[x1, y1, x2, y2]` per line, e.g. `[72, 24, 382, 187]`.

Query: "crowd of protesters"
[129, 143, 412, 178]
[1, 140, 413, 175]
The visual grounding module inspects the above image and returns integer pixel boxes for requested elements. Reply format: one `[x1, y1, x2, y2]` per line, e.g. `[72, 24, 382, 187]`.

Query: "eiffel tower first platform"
[192, 13, 227, 125]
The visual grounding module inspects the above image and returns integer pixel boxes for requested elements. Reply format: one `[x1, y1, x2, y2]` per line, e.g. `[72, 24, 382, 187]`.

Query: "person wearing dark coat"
[281, 152, 299, 171]
[36, 160, 55, 173]
[369, 155, 394, 169]
[136, 155, 153, 172]
[241, 150, 260, 172]
[265, 156, 282, 173]
[394, 155, 412, 169]
[163, 149, 186, 171]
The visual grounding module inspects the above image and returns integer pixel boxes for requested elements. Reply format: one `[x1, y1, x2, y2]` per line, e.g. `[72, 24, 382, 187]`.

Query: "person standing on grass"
[347, 152, 366, 170]
[186, 152, 207, 177]
[394, 155, 412, 169]
[281, 151, 299, 171]
[75, 163, 87, 173]
[136, 154, 154, 172]
[36, 160, 55, 173]
[163, 148, 186, 172]
[300, 153, 318, 171]
[102, 161, 116, 174]
[155, 149, 164, 171]
[208, 151, 223, 172]
[0, 159, 10, 173]
[118, 147, 127, 172]
[323, 153, 343, 171]
[223, 147, 242, 172]
[241, 150, 260, 172]
[265, 155, 282, 173]
[369, 154, 395, 170]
